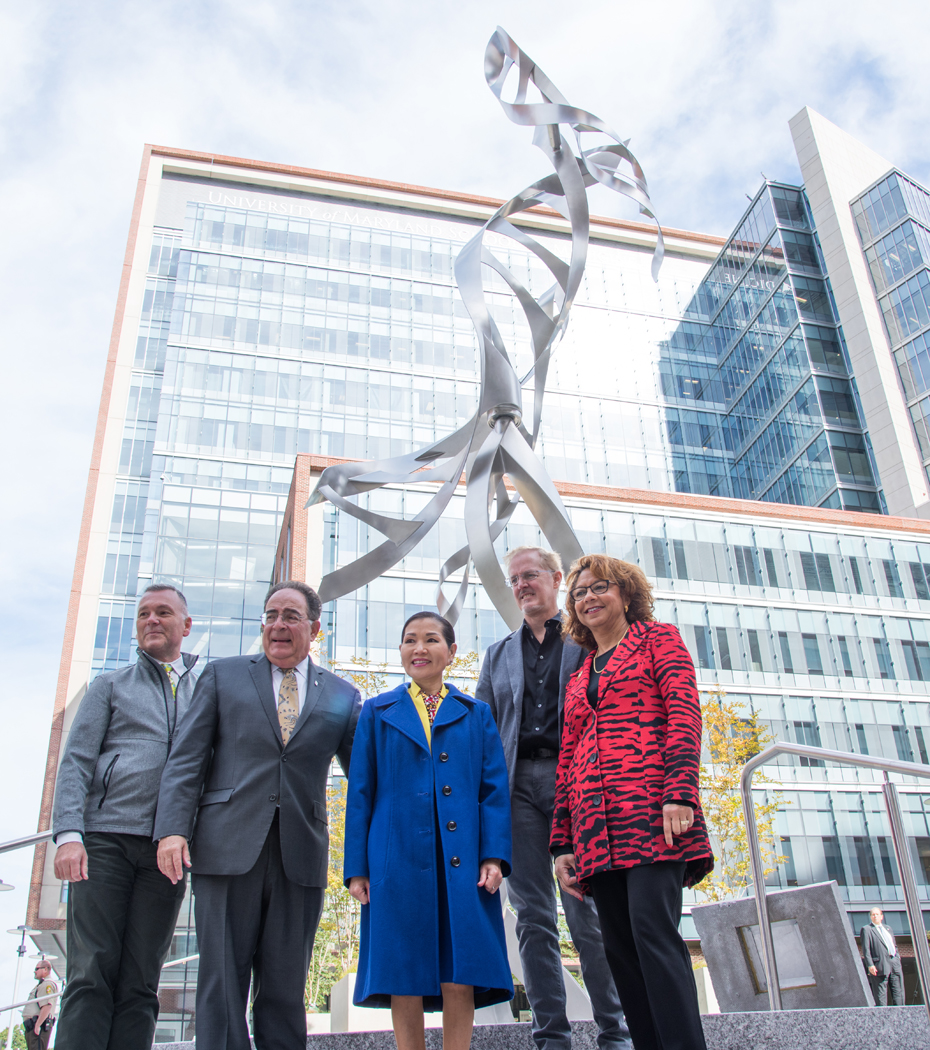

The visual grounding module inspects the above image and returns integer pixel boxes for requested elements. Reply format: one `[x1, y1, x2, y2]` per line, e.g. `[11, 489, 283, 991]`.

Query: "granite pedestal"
[154, 1008, 930, 1050]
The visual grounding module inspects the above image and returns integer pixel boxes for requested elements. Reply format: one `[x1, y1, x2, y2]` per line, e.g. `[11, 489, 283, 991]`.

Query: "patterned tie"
[421, 692, 442, 725]
[163, 664, 177, 697]
[277, 668, 299, 745]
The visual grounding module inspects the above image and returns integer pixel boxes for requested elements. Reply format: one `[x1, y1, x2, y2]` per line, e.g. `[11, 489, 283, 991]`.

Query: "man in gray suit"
[476, 547, 629, 1050]
[861, 907, 905, 1006]
[155, 581, 361, 1050]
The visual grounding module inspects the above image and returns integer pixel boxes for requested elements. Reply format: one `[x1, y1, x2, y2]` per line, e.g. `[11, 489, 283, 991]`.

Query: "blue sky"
[0, 0, 928, 995]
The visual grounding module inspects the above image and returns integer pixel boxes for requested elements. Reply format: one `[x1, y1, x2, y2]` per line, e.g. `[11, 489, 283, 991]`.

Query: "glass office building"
[31, 108, 930, 1034]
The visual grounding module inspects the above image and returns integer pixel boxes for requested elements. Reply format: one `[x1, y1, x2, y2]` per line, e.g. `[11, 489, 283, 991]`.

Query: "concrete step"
[157, 1008, 930, 1050]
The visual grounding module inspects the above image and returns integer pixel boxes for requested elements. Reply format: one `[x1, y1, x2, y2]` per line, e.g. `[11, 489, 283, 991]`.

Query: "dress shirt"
[518, 617, 563, 758]
[874, 922, 897, 956]
[271, 657, 311, 715]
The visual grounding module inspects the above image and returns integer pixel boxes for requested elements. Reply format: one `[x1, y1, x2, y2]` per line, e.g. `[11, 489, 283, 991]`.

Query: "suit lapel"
[382, 690, 432, 755]
[249, 656, 282, 746]
[288, 660, 324, 744]
[505, 628, 524, 722]
[558, 637, 586, 714]
[597, 621, 650, 702]
[432, 691, 468, 731]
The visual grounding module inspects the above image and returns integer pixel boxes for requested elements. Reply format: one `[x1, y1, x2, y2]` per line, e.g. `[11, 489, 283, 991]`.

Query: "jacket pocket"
[97, 753, 121, 809]
[199, 788, 233, 807]
[311, 799, 328, 825]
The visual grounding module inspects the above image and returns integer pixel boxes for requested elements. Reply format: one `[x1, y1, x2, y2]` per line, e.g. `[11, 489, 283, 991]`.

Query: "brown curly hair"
[562, 554, 655, 650]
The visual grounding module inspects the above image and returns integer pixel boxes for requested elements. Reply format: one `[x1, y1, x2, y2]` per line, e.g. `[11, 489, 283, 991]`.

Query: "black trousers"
[192, 813, 325, 1050]
[871, 955, 905, 1006]
[56, 833, 186, 1050]
[588, 863, 706, 1050]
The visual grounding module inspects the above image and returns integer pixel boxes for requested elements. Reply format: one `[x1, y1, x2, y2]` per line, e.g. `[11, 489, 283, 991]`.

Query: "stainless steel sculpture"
[308, 27, 664, 630]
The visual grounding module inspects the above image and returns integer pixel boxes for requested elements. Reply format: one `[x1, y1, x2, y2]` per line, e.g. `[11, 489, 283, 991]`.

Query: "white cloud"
[1, 0, 929, 991]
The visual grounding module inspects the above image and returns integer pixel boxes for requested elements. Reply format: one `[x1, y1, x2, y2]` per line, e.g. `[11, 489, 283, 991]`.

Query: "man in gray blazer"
[155, 581, 361, 1050]
[476, 547, 629, 1050]
[861, 907, 905, 1005]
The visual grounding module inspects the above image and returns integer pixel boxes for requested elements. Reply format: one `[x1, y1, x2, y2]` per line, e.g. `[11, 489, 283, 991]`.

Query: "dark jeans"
[509, 758, 630, 1050]
[56, 832, 186, 1050]
[192, 812, 324, 1050]
[871, 955, 905, 1005]
[589, 862, 706, 1050]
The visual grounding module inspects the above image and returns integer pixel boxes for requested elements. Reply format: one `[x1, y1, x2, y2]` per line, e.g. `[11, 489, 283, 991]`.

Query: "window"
[902, 640, 930, 681]
[651, 537, 671, 579]
[822, 836, 847, 885]
[883, 559, 904, 597]
[794, 719, 824, 765]
[910, 562, 930, 600]
[855, 723, 869, 754]
[915, 838, 930, 885]
[716, 627, 732, 671]
[778, 631, 794, 673]
[853, 837, 879, 886]
[916, 726, 929, 765]
[694, 626, 714, 670]
[848, 557, 864, 594]
[877, 837, 897, 885]
[780, 837, 798, 887]
[893, 725, 913, 762]
[802, 633, 823, 675]
[764, 549, 780, 588]
[873, 637, 894, 679]
[837, 636, 854, 677]
[815, 553, 835, 592]
[734, 545, 758, 585]
[673, 539, 688, 580]
[800, 552, 820, 590]
[747, 629, 763, 671]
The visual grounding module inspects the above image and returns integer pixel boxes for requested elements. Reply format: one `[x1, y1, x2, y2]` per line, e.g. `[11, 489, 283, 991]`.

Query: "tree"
[696, 685, 785, 902]
[0, 1025, 26, 1049]
[445, 650, 480, 695]
[306, 778, 362, 1011]
[344, 655, 389, 700]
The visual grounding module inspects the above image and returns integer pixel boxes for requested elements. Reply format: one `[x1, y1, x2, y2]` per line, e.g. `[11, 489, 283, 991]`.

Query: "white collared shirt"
[874, 922, 897, 956]
[271, 656, 312, 714]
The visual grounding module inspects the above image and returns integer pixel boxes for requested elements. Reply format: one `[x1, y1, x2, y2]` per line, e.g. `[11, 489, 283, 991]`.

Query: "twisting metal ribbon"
[307, 27, 664, 631]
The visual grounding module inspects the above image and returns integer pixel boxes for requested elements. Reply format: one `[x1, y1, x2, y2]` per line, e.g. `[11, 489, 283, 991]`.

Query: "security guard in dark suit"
[861, 907, 905, 1006]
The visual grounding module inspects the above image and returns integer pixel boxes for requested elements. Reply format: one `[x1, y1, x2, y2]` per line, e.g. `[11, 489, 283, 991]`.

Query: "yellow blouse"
[407, 682, 448, 749]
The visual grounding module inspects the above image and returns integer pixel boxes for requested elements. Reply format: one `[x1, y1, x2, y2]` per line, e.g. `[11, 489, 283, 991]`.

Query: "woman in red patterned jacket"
[551, 554, 713, 1050]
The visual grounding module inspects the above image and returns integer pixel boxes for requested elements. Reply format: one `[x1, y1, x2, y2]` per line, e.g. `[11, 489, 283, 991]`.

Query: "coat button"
[269, 794, 278, 802]
[281, 756, 288, 763]
[447, 820, 457, 831]
[591, 795, 601, 807]
[442, 785, 452, 796]
[450, 856, 461, 867]
[439, 752, 449, 762]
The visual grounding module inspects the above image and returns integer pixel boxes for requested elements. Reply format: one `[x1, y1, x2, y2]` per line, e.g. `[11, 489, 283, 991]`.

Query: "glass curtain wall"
[853, 171, 930, 496]
[663, 183, 882, 512]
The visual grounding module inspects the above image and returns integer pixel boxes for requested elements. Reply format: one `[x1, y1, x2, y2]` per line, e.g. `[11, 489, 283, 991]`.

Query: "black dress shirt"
[518, 618, 563, 757]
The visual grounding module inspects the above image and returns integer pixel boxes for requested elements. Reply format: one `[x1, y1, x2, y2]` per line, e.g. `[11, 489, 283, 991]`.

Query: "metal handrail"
[740, 742, 930, 1023]
[161, 954, 199, 969]
[0, 990, 61, 1013]
[0, 833, 53, 856]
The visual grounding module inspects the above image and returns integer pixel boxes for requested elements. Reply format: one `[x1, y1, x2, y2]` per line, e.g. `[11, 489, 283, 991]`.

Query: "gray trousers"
[508, 758, 630, 1050]
[870, 955, 905, 1006]
[192, 814, 324, 1050]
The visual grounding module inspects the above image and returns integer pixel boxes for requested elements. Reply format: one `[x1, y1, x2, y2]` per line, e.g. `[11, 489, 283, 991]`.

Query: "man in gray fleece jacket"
[52, 584, 200, 1050]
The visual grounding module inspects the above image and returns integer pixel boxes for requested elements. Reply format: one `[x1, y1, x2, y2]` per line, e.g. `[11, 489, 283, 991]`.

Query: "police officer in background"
[22, 958, 57, 1050]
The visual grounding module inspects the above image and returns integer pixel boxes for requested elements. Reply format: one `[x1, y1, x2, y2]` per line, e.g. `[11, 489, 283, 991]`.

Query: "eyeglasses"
[568, 579, 616, 603]
[508, 569, 555, 588]
[261, 610, 310, 627]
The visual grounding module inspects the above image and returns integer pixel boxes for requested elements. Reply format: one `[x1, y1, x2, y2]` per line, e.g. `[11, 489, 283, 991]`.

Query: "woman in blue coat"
[345, 611, 513, 1050]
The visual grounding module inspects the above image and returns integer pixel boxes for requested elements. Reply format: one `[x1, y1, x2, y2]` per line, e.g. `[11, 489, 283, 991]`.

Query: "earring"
[625, 605, 629, 613]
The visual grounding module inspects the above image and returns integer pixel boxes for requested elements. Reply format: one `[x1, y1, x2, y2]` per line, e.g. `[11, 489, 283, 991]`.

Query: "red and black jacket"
[550, 620, 714, 890]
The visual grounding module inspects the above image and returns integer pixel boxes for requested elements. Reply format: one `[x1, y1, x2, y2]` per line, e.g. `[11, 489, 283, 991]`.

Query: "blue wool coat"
[344, 683, 514, 1010]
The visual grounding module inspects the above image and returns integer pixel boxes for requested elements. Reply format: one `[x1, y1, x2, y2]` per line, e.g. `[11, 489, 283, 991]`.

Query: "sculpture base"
[156, 1009, 930, 1050]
